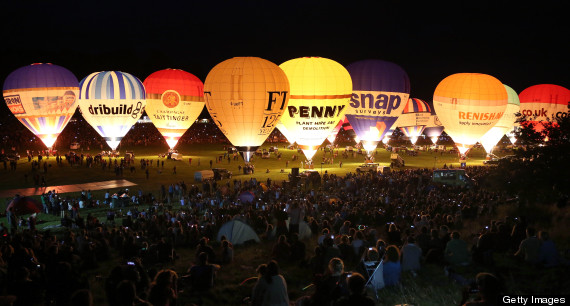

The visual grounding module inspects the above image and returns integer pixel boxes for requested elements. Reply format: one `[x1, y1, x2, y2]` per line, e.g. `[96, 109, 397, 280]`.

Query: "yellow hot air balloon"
[276, 121, 296, 145]
[433, 73, 508, 155]
[279, 57, 352, 162]
[479, 85, 520, 154]
[204, 57, 289, 162]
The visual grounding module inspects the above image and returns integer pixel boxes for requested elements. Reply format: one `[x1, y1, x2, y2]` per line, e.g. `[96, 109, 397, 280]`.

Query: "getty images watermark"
[500, 295, 568, 305]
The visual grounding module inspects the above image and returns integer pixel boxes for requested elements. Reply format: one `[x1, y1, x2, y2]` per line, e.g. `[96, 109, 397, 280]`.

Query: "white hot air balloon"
[79, 71, 146, 150]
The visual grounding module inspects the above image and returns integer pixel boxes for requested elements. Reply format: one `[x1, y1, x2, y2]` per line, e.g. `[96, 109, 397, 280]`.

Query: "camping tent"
[217, 219, 260, 245]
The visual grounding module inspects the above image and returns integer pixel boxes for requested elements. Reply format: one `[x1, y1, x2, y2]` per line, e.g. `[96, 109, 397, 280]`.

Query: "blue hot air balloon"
[345, 60, 410, 153]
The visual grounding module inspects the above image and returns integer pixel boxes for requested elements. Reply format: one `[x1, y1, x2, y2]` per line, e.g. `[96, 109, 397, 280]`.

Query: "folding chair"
[363, 259, 384, 300]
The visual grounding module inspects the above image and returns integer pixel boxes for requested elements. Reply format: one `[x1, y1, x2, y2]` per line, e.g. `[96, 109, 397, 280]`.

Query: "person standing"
[288, 202, 304, 235]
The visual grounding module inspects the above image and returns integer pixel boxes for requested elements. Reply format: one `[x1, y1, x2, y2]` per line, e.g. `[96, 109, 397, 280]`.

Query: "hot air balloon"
[433, 73, 508, 156]
[276, 121, 296, 145]
[345, 60, 410, 154]
[78, 71, 146, 150]
[143, 69, 204, 149]
[326, 116, 348, 144]
[204, 57, 289, 162]
[397, 98, 431, 145]
[3, 63, 79, 148]
[518, 84, 570, 133]
[424, 101, 444, 144]
[382, 128, 395, 145]
[479, 85, 520, 154]
[279, 57, 352, 162]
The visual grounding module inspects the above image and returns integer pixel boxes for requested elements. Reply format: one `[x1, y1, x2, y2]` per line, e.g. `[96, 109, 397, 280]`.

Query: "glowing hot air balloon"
[519, 84, 570, 133]
[345, 60, 410, 154]
[433, 73, 508, 155]
[279, 57, 352, 162]
[326, 116, 348, 144]
[398, 98, 431, 145]
[424, 101, 444, 144]
[382, 128, 395, 145]
[204, 57, 289, 162]
[143, 69, 204, 149]
[3, 63, 79, 148]
[79, 71, 146, 150]
[479, 85, 520, 154]
[276, 121, 296, 145]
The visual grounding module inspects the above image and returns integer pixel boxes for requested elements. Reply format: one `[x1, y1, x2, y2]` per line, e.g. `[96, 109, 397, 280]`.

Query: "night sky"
[1, 1, 568, 117]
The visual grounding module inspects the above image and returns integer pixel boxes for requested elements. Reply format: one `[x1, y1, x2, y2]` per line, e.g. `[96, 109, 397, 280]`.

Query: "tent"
[271, 220, 312, 240]
[217, 220, 260, 245]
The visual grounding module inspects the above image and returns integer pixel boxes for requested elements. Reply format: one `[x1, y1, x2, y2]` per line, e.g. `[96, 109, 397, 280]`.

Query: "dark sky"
[1, 1, 568, 116]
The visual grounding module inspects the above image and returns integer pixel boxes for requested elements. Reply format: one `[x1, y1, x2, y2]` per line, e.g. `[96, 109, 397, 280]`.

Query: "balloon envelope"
[204, 57, 289, 162]
[479, 85, 520, 153]
[433, 73, 508, 155]
[276, 121, 296, 145]
[345, 60, 410, 152]
[143, 69, 204, 149]
[518, 84, 570, 132]
[3, 63, 79, 148]
[79, 71, 146, 150]
[424, 100, 444, 144]
[279, 57, 352, 160]
[398, 98, 431, 145]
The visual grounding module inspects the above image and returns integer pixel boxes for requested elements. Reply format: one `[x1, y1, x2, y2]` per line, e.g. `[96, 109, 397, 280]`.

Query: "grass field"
[5, 142, 565, 306]
[1, 142, 492, 197]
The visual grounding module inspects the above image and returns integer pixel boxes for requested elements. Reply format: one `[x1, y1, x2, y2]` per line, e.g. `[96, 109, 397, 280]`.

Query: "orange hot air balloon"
[433, 73, 508, 155]
[143, 69, 205, 149]
[204, 57, 289, 162]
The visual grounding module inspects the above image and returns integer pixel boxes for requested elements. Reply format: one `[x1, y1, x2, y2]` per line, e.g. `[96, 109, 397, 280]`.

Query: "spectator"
[251, 260, 289, 306]
[333, 272, 374, 306]
[272, 235, 291, 262]
[289, 233, 306, 262]
[382, 245, 401, 287]
[148, 269, 178, 306]
[401, 236, 422, 273]
[460, 273, 503, 306]
[187, 252, 220, 293]
[221, 240, 234, 264]
[514, 227, 541, 264]
[250, 264, 267, 306]
[288, 202, 304, 235]
[445, 231, 471, 266]
[538, 231, 560, 268]
[301, 257, 349, 306]
[196, 237, 216, 263]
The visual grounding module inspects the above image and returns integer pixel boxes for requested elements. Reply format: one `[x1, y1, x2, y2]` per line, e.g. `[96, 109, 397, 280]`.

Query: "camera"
[368, 247, 373, 251]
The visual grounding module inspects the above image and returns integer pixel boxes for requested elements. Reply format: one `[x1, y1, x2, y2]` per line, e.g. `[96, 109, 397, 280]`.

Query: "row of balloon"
[3, 61, 569, 164]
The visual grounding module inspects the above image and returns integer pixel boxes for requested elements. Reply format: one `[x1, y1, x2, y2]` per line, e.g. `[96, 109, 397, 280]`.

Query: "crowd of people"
[0, 162, 567, 305]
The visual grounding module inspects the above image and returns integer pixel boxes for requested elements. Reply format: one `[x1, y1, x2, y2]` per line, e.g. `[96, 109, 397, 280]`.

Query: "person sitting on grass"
[382, 245, 401, 287]
[186, 252, 220, 293]
[148, 269, 178, 306]
[444, 231, 471, 266]
[333, 272, 374, 306]
[251, 260, 289, 306]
